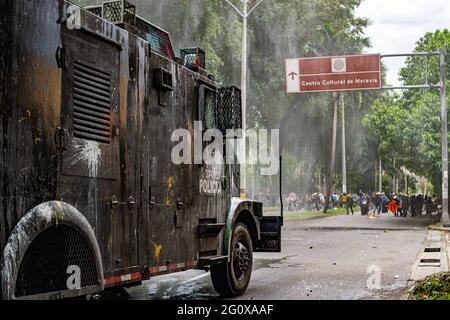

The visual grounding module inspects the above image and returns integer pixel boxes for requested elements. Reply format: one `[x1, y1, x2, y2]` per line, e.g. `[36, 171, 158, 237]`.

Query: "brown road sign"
[286, 54, 381, 93]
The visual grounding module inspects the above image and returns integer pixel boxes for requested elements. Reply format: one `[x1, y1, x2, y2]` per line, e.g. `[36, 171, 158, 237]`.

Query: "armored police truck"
[0, 0, 282, 300]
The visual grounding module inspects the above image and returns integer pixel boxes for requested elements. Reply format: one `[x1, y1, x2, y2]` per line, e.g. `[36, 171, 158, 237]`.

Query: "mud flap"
[254, 216, 283, 252]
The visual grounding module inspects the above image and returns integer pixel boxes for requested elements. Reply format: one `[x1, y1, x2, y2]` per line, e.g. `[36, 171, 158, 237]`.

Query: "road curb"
[409, 230, 449, 282]
[284, 214, 343, 222]
[428, 224, 450, 232]
[299, 226, 426, 231]
[405, 230, 449, 299]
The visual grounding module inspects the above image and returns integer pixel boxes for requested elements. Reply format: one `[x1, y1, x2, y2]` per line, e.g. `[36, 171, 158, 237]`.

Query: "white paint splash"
[71, 140, 102, 178]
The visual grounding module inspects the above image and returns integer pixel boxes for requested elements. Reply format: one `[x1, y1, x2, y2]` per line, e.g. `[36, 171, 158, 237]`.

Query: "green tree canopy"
[364, 29, 450, 194]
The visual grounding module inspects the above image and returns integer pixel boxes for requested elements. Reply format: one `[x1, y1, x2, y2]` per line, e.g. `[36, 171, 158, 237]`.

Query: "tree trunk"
[378, 150, 382, 192]
[374, 159, 378, 192]
[392, 159, 396, 193]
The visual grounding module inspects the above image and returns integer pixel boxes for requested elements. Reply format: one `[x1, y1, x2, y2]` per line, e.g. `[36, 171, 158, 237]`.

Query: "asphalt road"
[128, 213, 439, 300]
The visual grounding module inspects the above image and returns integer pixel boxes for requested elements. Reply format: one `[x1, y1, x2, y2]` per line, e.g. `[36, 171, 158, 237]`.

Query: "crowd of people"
[285, 192, 325, 211]
[284, 191, 360, 212]
[370, 193, 439, 217]
[284, 191, 440, 217]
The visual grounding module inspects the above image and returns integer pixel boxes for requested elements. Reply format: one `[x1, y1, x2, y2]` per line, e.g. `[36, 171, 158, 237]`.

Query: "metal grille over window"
[217, 86, 242, 136]
[84, 5, 103, 18]
[135, 17, 175, 60]
[81, 4, 175, 61]
[199, 86, 217, 130]
[180, 48, 206, 70]
[102, 0, 136, 25]
[73, 61, 112, 144]
[204, 91, 216, 129]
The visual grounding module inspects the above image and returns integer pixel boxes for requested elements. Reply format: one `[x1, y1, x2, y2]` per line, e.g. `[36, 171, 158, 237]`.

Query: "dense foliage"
[364, 29, 450, 195]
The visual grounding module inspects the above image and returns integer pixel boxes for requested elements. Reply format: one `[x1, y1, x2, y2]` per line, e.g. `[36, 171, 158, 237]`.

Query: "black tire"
[210, 223, 253, 297]
[97, 287, 133, 300]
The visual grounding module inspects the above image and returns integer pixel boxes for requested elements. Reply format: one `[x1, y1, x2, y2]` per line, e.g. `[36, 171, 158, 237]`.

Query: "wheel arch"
[223, 198, 262, 261]
[1, 201, 104, 300]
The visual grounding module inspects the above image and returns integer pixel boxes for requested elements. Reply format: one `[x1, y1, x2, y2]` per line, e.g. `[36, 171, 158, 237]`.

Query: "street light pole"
[439, 49, 449, 225]
[225, 0, 264, 197]
[324, 92, 339, 213]
[240, 0, 248, 197]
[341, 93, 347, 194]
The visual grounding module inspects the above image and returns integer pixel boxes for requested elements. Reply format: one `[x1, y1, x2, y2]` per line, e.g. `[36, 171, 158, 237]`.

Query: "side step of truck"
[198, 255, 228, 267]
[197, 223, 226, 238]
[197, 219, 227, 267]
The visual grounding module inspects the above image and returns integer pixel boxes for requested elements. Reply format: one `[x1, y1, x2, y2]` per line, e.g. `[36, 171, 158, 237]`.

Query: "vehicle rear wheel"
[210, 223, 253, 297]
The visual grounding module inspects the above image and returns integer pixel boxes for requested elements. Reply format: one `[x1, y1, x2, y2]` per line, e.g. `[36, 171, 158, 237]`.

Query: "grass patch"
[412, 272, 450, 300]
[284, 207, 360, 221]
[263, 207, 281, 214]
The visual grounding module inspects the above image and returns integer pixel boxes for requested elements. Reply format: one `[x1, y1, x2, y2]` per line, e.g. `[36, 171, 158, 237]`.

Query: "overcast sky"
[355, 0, 450, 86]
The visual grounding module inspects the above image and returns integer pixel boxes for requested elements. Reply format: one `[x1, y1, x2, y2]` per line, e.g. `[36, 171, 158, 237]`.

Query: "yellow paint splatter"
[149, 240, 162, 264]
[163, 176, 175, 205]
[166, 176, 175, 191]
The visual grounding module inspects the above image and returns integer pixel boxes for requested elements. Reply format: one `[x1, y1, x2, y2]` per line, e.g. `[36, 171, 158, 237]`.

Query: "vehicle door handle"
[110, 195, 120, 210]
[176, 198, 185, 211]
[149, 196, 156, 210]
[127, 196, 136, 210]
[110, 195, 136, 211]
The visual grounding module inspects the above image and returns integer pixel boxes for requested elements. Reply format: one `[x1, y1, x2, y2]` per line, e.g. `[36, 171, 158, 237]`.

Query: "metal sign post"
[439, 49, 449, 225]
[341, 93, 347, 194]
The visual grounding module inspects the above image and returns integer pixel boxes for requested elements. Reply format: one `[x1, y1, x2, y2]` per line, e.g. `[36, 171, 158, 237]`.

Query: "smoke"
[72, 0, 378, 204]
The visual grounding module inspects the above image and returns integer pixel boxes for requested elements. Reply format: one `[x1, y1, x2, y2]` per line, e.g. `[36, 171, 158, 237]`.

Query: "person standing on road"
[359, 193, 370, 215]
[425, 196, 434, 216]
[401, 194, 409, 217]
[319, 193, 325, 210]
[396, 195, 402, 217]
[416, 194, 424, 216]
[313, 192, 323, 211]
[410, 195, 416, 217]
[373, 193, 381, 215]
[341, 193, 348, 212]
[306, 193, 313, 211]
[332, 192, 339, 209]
[387, 196, 400, 216]
[432, 194, 439, 215]
[346, 193, 355, 215]
[381, 193, 389, 214]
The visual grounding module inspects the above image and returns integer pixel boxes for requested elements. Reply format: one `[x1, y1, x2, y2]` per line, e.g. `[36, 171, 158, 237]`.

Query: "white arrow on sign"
[286, 59, 300, 93]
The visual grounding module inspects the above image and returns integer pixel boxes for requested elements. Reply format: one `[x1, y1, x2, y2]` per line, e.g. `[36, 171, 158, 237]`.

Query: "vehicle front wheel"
[210, 223, 253, 297]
